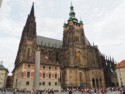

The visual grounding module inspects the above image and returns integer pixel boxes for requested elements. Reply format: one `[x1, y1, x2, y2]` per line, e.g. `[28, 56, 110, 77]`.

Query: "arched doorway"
[96, 78, 99, 88]
[92, 78, 95, 88]
[100, 78, 102, 88]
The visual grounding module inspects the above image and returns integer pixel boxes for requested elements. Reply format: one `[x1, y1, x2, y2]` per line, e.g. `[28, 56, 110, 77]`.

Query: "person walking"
[81, 88, 85, 94]
[69, 89, 72, 94]
[50, 89, 54, 94]
[13, 88, 17, 94]
[123, 90, 125, 94]
[30, 89, 34, 94]
[101, 88, 106, 94]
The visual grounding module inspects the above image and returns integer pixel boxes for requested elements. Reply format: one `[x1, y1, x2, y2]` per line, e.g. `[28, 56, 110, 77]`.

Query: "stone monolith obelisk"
[33, 47, 40, 91]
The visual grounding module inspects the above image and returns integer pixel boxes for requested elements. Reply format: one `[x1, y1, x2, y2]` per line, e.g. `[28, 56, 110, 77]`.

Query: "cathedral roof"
[37, 35, 91, 48]
[85, 37, 91, 45]
[37, 36, 62, 48]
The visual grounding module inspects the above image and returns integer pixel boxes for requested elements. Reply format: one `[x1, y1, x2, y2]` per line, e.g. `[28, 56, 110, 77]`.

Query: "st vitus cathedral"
[12, 3, 117, 90]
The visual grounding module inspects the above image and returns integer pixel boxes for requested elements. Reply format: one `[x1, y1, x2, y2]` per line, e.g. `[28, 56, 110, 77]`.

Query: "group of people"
[31, 89, 55, 94]
[81, 88, 106, 94]
[1, 87, 125, 94]
[66, 87, 125, 94]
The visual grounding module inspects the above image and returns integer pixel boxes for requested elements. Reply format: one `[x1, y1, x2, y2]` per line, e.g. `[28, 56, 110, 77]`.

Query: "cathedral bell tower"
[61, 4, 90, 87]
[15, 3, 37, 66]
[62, 3, 86, 66]
[63, 3, 85, 48]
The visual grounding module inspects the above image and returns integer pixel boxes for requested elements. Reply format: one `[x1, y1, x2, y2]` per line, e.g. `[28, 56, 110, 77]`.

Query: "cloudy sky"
[0, 0, 125, 74]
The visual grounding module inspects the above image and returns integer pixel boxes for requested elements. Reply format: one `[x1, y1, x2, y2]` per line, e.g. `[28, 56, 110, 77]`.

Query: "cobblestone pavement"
[0, 91, 81, 94]
[0, 92, 81, 94]
[0, 91, 122, 94]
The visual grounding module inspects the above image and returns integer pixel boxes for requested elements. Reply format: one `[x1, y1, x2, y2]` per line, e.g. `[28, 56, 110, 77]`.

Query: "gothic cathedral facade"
[12, 3, 116, 90]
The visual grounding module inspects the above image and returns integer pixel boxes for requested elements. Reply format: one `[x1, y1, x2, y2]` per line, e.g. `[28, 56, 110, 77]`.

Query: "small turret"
[79, 18, 84, 28]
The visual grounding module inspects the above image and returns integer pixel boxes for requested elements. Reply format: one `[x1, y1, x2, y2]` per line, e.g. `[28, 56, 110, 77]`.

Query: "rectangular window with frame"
[28, 64, 30, 68]
[55, 82, 57, 85]
[39, 82, 41, 86]
[43, 82, 45, 85]
[49, 66, 51, 70]
[27, 72, 30, 78]
[55, 67, 57, 70]
[49, 73, 51, 79]
[48, 82, 51, 85]
[43, 73, 45, 78]
[26, 81, 29, 85]
[55, 73, 57, 79]
[43, 66, 45, 69]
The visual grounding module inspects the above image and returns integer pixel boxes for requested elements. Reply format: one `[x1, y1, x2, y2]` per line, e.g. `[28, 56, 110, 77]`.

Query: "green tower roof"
[68, 3, 78, 23]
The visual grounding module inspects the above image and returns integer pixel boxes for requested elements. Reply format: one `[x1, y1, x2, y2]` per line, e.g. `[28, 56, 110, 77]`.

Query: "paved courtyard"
[0, 91, 122, 94]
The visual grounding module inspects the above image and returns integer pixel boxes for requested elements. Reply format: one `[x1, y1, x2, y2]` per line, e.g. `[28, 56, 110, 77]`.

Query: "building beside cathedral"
[12, 3, 117, 90]
[0, 63, 8, 88]
[116, 60, 125, 87]
[0, 0, 2, 7]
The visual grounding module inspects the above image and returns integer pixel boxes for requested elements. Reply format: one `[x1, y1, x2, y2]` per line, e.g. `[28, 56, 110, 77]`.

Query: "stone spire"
[30, 2, 34, 17]
[24, 2, 36, 39]
[14, 2, 37, 66]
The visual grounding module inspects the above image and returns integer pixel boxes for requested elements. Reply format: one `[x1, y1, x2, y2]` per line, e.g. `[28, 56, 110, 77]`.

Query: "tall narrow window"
[55, 73, 57, 79]
[79, 72, 82, 82]
[76, 51, 81, 63]
[39, 82, 41, 86]
[49, 73, 51, 79]
[43, 73, 45, 78]
[43, 66, 45, 69]
[28, 64, 30, 68]
[27, 72, 30, 78]
[55, 67, 57, 70]
[55, 82, 57, 85]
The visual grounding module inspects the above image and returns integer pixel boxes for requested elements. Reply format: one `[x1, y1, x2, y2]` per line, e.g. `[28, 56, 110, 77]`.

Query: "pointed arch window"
[76, 51, 81, 63]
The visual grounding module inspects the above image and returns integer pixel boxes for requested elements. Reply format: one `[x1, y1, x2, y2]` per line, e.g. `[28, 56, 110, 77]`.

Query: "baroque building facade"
[0, 64, 8, 88]
[12, 3, 117, 90]
[116, 60, 125, 87]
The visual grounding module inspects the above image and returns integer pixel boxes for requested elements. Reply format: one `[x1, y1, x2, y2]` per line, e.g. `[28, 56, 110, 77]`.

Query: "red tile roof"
[26, 54, 59, 66]
[116, 60, 125, 68]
